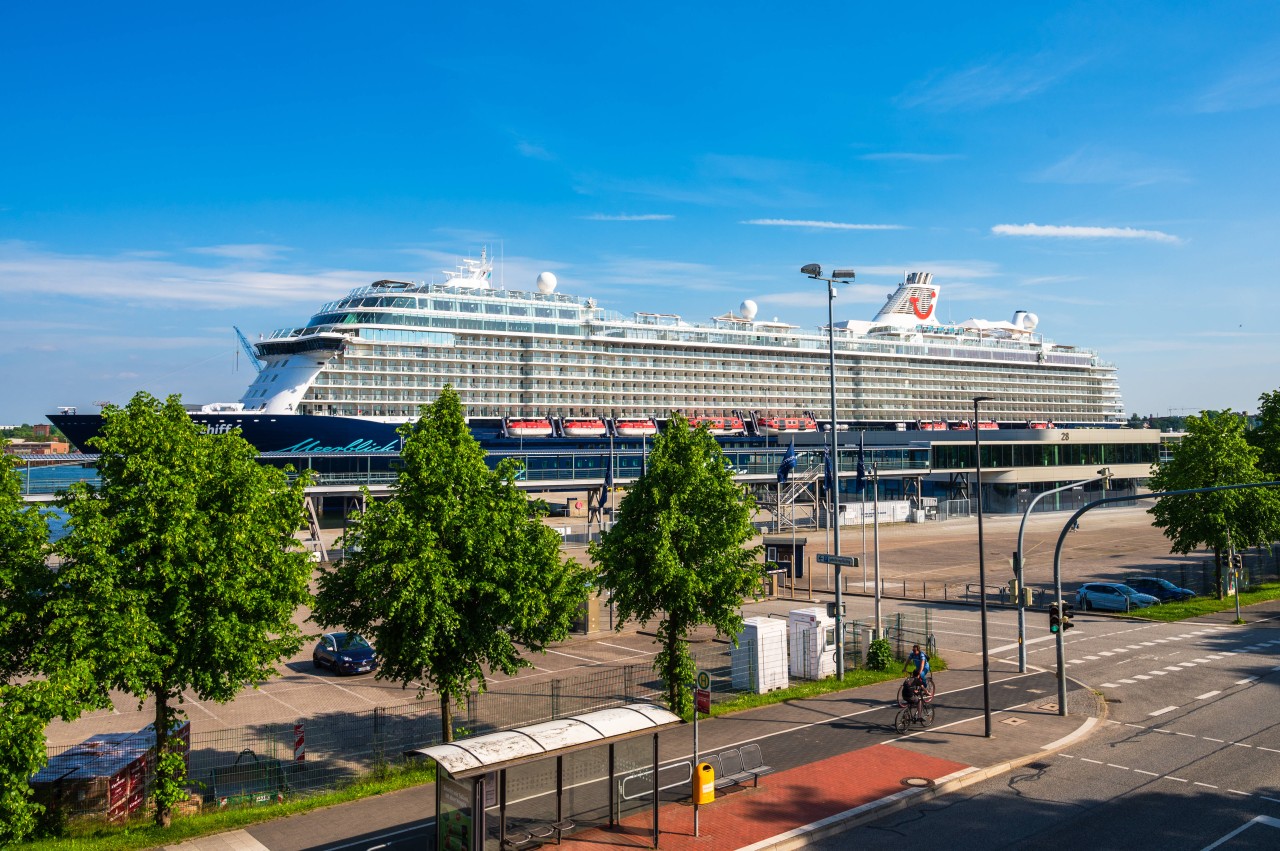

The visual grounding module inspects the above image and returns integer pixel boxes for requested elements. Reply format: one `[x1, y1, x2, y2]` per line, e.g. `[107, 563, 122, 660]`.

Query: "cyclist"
[903, 644, 931, 700]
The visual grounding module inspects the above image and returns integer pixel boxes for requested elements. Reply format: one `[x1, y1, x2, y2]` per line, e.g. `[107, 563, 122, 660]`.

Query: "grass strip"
[1129, 582, 1280, 622]
[18, 761, 436, 851]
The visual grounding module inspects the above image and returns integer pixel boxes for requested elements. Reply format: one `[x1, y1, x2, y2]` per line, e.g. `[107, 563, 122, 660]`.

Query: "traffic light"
[1049, 602, 1061, 633]
[1231, 552, 1243, 572]
[1060, 602, 1075, 632]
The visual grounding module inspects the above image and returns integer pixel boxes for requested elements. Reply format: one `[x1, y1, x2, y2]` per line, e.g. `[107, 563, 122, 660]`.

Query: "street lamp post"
[803, 263, 855, 678]
[1013, 468, 1111, 672]
[973, 396, 992, 737]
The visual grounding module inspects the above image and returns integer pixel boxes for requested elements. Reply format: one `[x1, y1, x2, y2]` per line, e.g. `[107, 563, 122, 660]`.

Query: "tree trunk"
[153, 689, 173, 828]
[665, 630, 680, 713]
[441, 692, 453, 743]
[1214, 546, 1224, 601]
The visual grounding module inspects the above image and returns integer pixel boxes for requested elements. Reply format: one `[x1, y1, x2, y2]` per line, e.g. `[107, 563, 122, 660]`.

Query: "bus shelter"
[408, 703, 682, 851]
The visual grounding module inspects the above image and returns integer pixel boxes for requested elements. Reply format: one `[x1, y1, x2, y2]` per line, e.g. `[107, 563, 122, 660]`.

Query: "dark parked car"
[1126, 577, 1195, 602]
[1076, 582, 1160, 612]
[313, 632, 378, 675]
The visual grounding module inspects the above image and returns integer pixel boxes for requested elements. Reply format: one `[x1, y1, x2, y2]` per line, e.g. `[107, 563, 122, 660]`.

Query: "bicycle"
[894, 688, 935, 733]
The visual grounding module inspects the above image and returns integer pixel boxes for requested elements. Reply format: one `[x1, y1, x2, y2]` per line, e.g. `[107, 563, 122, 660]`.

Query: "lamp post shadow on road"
[973, 396, 992, 738]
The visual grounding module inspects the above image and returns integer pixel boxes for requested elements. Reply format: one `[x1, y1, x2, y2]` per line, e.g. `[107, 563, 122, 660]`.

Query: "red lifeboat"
[977, 420, 999, 430]
[614, 417, 658, 437]
[689, 416, 746, 435]
[916, 420, 949, 431]
[505, 417, 553, 437]
[561, 417, 608, 437]
[1027, 420, 1056, 430]
[952, 420, 972, 431]
[756, 415, 817, 435]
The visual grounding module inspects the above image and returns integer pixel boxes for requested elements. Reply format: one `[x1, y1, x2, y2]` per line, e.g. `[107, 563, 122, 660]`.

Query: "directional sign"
[816, 553, 857, 567]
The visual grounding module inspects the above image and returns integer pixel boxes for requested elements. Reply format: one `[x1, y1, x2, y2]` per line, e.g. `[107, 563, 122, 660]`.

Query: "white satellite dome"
[739, 299, 758, 321]
[536, 272, 558, 294]
[1010, 310, 1039, 331]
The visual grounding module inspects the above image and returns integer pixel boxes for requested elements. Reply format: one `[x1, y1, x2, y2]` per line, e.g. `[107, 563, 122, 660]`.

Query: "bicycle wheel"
[924, 675, 936, 703]
[897, 680, 910, 708]
[895, 708, 910, 734]
[921, 704, 935, 727]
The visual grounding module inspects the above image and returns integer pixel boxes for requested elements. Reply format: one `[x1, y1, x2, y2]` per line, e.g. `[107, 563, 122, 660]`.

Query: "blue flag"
[823, 446, 834, 495]
[598, 456, 614, 509]
[855, 432, 866, 493]
[777, 439, 797, 484]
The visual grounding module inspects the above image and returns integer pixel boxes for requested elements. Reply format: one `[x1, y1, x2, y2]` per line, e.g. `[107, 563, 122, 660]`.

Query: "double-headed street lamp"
[802, 263, 855, 678]
[973, 396, 993, 737]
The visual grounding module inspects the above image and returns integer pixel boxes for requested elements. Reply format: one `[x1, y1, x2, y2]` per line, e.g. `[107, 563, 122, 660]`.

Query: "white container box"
[731, 617, 790, 693]
[787, 607, 837, 680]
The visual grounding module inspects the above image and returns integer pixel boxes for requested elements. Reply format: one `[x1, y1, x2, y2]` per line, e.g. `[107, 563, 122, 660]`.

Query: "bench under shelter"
[407, 702, 682, 850]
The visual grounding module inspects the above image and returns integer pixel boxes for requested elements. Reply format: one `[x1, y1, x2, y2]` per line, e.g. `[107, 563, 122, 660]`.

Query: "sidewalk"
[164, 653, 1104, 851]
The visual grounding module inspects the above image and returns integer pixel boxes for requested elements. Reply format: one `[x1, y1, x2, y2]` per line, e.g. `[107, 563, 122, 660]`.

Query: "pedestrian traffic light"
[1049, 602, 1061, 634]
[1231, 553, 1243, 572]
[1060, 602, 1075, 632]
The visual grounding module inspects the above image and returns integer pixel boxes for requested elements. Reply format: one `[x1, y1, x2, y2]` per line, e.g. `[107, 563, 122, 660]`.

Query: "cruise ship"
[50, 250, 1124, 453]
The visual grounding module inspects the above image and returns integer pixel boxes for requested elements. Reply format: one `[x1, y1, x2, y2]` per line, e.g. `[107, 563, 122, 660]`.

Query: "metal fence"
[44, 608, 936, 820]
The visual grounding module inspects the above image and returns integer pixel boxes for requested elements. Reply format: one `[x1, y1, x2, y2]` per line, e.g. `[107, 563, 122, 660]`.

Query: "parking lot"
[45, 505, 1201, 747]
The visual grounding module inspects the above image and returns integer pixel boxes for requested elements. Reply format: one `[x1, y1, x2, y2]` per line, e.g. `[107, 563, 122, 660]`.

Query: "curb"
[737, 700, 1105, 851]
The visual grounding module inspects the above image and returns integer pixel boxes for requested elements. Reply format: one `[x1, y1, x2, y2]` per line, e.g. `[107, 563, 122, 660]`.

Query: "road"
[814, 607, 1280, 850]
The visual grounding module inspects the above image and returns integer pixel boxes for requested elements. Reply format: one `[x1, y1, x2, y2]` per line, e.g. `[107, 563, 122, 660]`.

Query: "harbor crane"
[234, 326, 264, 374]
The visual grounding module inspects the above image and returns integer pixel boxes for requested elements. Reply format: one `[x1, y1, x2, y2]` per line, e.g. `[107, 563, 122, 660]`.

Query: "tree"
[312, 386, 590, 742]
[0, 446, 104, 844]
[1147, 409, 1280, 598]
[1251, 389, 1280, 478]
[590, 414, 763, 716]
[50, 393, 314, 827]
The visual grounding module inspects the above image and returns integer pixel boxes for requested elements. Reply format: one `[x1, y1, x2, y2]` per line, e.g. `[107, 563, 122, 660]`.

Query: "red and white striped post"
[293, 722, 305, 762]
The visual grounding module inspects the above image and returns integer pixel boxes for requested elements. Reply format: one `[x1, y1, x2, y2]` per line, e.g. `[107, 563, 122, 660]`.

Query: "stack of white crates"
[788, 606, 837, 680]
[731, 617, 789, 693]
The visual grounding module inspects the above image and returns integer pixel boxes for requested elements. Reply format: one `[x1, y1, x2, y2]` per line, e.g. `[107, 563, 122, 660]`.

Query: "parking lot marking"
[1149, 706, 1178, 716]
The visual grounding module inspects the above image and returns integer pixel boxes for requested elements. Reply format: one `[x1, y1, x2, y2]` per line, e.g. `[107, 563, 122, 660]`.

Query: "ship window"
[485, 304, 505, 315]
[460, 302, 480, 313]
[508, 306, 529, 316]
[558, 309, 577, 319]
[433, 299, 456, 311]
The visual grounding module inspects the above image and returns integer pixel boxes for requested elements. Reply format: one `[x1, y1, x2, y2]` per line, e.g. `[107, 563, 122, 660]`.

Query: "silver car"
[1076, 582, 1160, 612]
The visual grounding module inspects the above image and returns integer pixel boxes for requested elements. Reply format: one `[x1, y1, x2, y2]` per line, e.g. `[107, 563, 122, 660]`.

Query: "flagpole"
[859, 431, 867, 593]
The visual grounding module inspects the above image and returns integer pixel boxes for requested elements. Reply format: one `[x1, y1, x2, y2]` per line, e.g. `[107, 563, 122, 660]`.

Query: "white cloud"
[581, 213, 674, 221]
[898, 52, 1087, 110]
[991, 223, 1180, 244]
[742, 219, 906, 231]
[1034, 148, 1189, 188]
[0, 241, 376, 307]
[188, 244, 292, 261]
[856, 261, 1000, 279]
[1193, 56, 1280, 113]
[516, 140, 554, 160]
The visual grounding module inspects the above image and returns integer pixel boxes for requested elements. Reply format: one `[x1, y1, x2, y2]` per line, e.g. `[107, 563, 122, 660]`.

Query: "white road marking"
[1236, 676, 1260, 684]
[1107, 763, 1129, 770]
[1133, 675, 1152, 680]
[1098, 651, 1115, 657]
[1150, 706, 1178, 716]
[1165, 666, 1183, 671]
[1204, 737, 1225, 743]
[1196, 691, 1221, 700]
[1118, 679, 1137, 684]
[1164, 776, 1188, 782]
[1195, 782, 1219, 789]
[1100, 683, 1120, 689]
[1081, 758, 1104, 764]
[1149, 670, 1168, 675]
[1134, 769, 1159, 776]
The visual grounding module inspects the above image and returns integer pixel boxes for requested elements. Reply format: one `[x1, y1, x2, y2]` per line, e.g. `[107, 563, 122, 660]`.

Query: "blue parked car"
[1125, 577, 1196, 602]
[313, 632, 379, 675]
[1076, 583, 1160, 612]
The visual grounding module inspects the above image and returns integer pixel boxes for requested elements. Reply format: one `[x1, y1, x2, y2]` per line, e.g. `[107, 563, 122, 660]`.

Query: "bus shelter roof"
[406, 703, 681, 779]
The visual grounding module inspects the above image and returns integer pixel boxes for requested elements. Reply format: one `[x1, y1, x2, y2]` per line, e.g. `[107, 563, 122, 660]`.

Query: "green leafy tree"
[0, 447, 104, 844]
[1148, 409, 1280, 598]
[1251, 389, 1280, 478]
[50, 393, 314, 827]
[312, 386, 590, 742]
[590, 414, 763, 716]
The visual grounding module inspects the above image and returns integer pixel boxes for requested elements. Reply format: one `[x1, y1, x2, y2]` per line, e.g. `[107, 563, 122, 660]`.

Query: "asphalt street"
[813, 610, 1280, 850]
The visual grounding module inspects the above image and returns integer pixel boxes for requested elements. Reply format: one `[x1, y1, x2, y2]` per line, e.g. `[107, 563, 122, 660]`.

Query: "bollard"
[293, 722, 305, 762]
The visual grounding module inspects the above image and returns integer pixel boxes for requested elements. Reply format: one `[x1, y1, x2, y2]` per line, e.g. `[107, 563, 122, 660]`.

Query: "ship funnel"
[905, 271, 933, 287]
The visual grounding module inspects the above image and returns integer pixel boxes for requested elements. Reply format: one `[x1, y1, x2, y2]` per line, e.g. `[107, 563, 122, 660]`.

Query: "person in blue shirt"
[903, 644, 931, 702]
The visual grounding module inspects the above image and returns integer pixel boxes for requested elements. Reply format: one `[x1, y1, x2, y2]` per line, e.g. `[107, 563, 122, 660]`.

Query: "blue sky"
[4, 2, 1279, 426]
